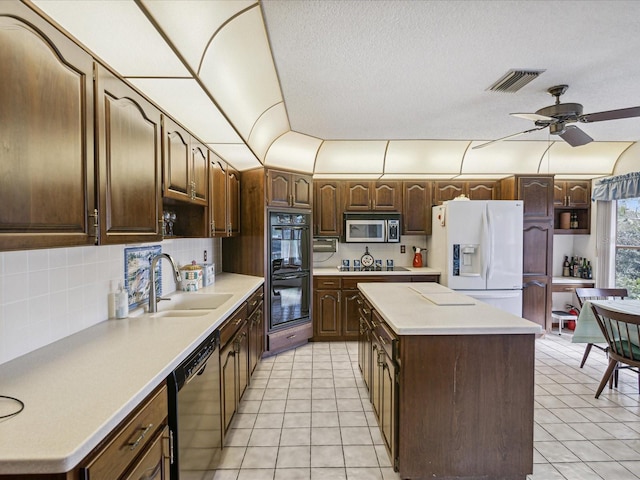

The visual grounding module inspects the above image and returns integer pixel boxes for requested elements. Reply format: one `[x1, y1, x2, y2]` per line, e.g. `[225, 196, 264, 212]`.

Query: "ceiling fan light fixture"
[487, 69, 546, 93]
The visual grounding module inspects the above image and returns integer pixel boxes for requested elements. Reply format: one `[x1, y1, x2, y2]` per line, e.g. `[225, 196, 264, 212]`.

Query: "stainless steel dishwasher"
[167, 330, 221, 479]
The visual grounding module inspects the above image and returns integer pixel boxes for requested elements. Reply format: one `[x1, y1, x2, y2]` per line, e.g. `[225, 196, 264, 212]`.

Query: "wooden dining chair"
[575, 288, 628, 368]
[590, 303, 640, 398]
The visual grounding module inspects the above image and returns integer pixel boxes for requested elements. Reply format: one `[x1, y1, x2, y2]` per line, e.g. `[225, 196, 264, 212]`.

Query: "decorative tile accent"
[124, 245, 161, 308]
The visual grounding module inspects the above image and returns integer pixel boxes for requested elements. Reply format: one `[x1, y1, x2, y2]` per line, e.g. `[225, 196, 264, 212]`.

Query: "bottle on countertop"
[563, 256, 570, 277]
[116, 282, 129, 319]
[108, 281, 117, 319]
[587, 261, 593, 279]
[569, 256, 575, 277]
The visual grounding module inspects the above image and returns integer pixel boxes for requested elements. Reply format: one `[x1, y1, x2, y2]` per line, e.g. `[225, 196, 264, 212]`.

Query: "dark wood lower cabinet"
[313, 275, 439, 341]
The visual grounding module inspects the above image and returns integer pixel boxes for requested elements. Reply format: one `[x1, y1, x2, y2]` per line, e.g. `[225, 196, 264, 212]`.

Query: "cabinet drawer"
[358, 296, 372, 320]
[247, 287, 264, 316]
[314, 276, 342, 289]
[121, 425, 168, 480]
[342, 275, 396, 289]
[81, 384, 168, 480]
[220, 304, 248, 347]
[372, 313, 397, 360]
[268, 321, 313, 352]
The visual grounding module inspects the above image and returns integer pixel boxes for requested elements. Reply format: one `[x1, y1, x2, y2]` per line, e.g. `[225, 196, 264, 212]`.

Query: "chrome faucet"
[148, 253, 182, 313]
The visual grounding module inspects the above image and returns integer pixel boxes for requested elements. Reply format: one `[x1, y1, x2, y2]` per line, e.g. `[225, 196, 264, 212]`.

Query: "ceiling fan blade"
[472, 126, 547, 149]
[559, 125, 593, 147]
[580, 106, 640, 123]
[511, 112, 554, 122]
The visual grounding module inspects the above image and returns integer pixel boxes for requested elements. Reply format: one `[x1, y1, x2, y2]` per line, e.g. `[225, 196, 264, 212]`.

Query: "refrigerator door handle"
[481, 206, 491, 281]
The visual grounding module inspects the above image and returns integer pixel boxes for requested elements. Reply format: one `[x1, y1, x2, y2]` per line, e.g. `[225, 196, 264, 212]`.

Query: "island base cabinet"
[397, 334, 534, 480]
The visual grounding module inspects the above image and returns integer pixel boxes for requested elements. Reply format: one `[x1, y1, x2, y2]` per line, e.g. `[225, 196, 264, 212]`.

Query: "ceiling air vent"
[487, 69, 546, 93]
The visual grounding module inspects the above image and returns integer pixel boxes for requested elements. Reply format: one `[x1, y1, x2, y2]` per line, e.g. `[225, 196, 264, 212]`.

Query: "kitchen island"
[357, 282, 541, 480]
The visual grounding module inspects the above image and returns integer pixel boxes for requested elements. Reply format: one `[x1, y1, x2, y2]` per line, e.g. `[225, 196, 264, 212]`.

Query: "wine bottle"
[587, 261, 593, 279]
[563, 256, 570, 277]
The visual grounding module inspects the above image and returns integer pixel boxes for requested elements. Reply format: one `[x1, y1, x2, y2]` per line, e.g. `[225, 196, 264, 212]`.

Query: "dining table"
[572, 298, 640, 345]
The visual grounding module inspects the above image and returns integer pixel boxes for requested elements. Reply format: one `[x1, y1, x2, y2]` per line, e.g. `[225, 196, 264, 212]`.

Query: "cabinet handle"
[380, 336, 387, 345]
[234, 318, 243, 325]
[128, 423, 154, 451]
[286, 334, 297, 339]
[89, 208, 99, 245]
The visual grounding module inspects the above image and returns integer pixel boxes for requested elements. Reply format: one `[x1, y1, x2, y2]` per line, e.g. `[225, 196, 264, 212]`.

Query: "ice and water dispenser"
[452, 244, 480, 276]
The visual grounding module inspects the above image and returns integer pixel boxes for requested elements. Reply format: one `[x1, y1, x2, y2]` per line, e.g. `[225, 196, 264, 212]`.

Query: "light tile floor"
[209, 335, 640, 480]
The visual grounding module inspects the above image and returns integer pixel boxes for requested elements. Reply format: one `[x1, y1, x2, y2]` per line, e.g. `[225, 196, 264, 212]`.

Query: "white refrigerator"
[427, 200, 524, 316]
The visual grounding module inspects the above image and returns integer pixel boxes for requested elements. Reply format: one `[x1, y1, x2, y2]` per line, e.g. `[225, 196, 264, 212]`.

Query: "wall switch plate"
[400, 245, 406, 253]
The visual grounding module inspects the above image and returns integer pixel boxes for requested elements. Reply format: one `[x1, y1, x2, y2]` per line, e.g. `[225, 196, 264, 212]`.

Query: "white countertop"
[313, 266, 441, 276]
[0, 273, 263, 475]
[359, 282, 542, 336]
[552, 276, 595, 285]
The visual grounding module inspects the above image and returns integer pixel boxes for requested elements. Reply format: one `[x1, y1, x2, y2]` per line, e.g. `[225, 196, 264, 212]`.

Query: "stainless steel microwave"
[344, 213, 401, 243]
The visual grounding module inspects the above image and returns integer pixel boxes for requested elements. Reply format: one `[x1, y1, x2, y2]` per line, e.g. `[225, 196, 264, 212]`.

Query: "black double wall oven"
[269, 210, 311, 332]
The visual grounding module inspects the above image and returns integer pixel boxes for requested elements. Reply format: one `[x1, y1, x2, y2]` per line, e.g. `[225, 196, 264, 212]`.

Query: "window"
[615, 197, 640, 299]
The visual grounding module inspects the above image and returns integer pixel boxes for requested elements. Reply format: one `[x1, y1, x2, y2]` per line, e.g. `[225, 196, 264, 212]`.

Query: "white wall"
[313, 235, 428, 269]
[0, 238, 222, 365]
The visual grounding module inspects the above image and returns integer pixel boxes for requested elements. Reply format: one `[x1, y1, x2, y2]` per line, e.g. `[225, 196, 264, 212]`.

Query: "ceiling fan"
[474, 84, 640, 149]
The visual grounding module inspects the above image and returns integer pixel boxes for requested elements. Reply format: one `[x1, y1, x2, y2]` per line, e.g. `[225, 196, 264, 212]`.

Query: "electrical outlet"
[400, 245, 406, 254]
[204, 250, 207, 262]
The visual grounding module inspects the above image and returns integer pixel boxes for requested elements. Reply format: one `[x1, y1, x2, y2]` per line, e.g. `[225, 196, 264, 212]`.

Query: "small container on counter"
[115, 283, 129, 319]
[180, 261, 203, 291]
[202, 263, 216, 286]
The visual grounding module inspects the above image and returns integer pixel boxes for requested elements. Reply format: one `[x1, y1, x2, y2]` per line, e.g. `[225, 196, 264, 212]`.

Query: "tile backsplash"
[312, 235, 428, 269]
[0, 238, 222, 365]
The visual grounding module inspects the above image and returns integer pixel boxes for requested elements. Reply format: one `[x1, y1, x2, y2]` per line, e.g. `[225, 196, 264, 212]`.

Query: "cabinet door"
[227, 167, 241, 236]
[523, 220, 553, 277]
[96, 65, 162, 244]
[235, 322, 249, 401]
[344, 181, 372, 211]
[314, 289, 341, 337]
[342, 289, 362, 337]
[522, 276, 551, 331]
[370, 335, 383, 419]
[565, 181, 590, 207]
[403, 181, 432, 235]
[553, 182, 566, 206]
[162, 116, 191, 201]
[467, 181, 500, 200]
[267, 170, 292, 207]
[248, 302, 264, 375]
[518, 176, 554, 218]
[372, 181, 401, 211]
[358, 313, 372, 392]
[292, 174, 313, 208]
[380, 353, 398, 466]
[433, 181, 464, 204]
[314, 181, 342, 236]
[209, 156, 228, 236]
[220, 341, 237, 433]
[0, 6, 96, 250]
[191, 143, 208, 205]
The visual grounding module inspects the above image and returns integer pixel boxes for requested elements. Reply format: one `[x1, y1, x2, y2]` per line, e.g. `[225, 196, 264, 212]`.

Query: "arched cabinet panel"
[0, 4, 95, 250]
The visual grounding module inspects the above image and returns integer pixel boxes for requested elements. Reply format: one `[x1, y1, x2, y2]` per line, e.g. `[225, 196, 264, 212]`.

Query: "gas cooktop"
[337, 266, 410, 272]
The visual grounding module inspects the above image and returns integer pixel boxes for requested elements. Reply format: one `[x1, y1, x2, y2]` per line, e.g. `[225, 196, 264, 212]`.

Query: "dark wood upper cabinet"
[402, 181, 432, 235]
[433, 182, 464, 205]
[266, 169, 312, 208]
[95, 65, 163, 244]
[313, 180, 342, 237]
[210, 155, 228, 236]
[0, 4, 96, 250]
[553, 180, 590, 207]
[518, 176, 555, 219]
[344, 181, 401, 211]
[433, 181, 499, 205]
[227, 166, 241, 236]
[162, 116, 207, 206]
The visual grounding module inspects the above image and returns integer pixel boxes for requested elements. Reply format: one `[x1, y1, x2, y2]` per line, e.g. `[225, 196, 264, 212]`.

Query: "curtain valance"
[592, 171, 640, 201]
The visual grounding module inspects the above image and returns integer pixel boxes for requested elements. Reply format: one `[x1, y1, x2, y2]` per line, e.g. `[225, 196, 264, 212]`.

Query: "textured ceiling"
[261, 0, 640, 144]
